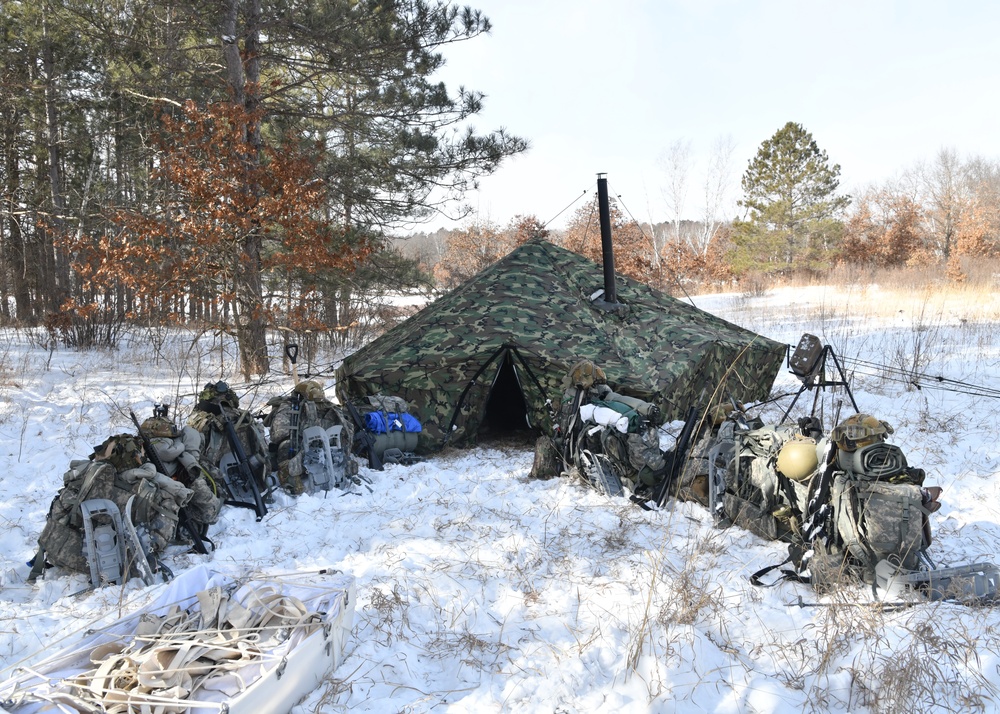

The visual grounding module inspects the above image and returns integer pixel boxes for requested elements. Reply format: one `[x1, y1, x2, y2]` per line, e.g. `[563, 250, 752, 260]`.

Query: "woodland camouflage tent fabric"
[336, 239, 786, 450]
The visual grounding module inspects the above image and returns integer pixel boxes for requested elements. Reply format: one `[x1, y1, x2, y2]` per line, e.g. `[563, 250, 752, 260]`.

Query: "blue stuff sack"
[364, 412, 423, 434]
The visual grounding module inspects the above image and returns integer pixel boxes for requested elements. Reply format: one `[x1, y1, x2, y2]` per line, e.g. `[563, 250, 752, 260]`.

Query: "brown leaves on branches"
[67, 100, 371, 321]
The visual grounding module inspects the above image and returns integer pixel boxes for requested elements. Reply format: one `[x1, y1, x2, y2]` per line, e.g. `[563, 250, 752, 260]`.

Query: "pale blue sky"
[429, 0, 1000, 230]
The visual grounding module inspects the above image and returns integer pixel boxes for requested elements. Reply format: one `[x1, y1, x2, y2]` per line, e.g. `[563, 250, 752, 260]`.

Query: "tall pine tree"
[731, 122, 848, 275]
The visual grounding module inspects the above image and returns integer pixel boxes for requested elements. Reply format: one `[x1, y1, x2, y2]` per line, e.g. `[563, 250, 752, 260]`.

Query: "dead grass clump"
[655, 533, 728, 627]
[441, 630, 513, 673]
[847, 614, 997, 714]
[656, 566, 724, 627]
[367, 581, 410, 645]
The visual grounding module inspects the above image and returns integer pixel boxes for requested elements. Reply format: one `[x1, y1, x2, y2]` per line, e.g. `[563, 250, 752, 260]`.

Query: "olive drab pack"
[263, 380, 358, 495]
[349, 394, 422, 466]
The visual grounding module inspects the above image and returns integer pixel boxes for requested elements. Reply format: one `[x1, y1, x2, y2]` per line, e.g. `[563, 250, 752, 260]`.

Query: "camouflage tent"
[336, 239, 786, 450]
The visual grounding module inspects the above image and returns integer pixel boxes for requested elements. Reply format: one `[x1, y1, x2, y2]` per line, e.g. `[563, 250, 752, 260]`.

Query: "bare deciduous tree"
[910, 148, 969, 261]
[697, 135, 737, 257]
[659, 139, 693, 259]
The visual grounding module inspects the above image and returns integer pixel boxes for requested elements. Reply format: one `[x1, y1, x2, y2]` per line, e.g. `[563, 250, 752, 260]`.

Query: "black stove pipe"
[596, 173, 617, 304]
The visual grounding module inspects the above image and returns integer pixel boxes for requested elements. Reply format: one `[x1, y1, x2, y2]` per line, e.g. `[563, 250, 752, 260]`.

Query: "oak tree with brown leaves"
[69, 101, 371, 377]
[559, 196, 653, 284]
[840, 187, 923, 268]
[433, 215, 548, 289]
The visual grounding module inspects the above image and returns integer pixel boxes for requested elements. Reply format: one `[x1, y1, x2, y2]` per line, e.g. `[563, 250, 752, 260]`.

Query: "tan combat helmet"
[777, 436, 819, 481]
[831, 413, 893, 452]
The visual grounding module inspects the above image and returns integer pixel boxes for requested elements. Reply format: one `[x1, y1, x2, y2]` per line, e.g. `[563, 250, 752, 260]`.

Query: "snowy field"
[2, 284, 1000, 713]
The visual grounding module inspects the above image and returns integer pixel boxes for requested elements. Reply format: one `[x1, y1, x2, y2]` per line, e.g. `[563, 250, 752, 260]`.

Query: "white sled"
[0, 564, 355, 714]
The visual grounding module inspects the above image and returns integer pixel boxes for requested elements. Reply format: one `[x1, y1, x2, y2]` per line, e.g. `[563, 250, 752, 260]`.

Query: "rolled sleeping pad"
[604, 390, 661, 423]
[837, 442, 907, 479]
[372, 431, 419, 459]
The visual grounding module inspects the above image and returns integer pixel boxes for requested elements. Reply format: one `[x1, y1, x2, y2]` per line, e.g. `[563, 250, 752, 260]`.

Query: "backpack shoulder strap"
[750, 544, 812, 587]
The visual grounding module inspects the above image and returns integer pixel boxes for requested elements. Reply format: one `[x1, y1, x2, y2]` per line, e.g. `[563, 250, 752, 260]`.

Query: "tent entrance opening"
[481, 353, 535, 438]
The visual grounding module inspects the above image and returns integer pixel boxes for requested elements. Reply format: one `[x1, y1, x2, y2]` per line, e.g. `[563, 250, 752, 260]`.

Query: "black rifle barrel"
[220, 412, 268, 520]
[129, 410, 209, 554]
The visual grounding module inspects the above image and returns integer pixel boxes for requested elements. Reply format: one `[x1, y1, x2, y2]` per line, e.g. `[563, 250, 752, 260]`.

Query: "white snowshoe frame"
[301, 425, 347, 493]
[80, 499, 128, 587]
[80, 497, 159, 588]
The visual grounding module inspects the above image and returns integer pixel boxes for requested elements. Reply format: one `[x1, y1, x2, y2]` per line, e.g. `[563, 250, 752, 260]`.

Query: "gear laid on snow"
[264, 382, 359, 495]
[699, 407, 976, 598]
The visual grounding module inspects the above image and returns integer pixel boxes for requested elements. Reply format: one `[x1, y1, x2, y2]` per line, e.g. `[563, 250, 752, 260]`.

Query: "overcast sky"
[425, 0, 1000, 231]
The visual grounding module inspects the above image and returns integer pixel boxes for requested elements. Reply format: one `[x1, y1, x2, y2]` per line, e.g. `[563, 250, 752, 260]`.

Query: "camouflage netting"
[336, 239, 786, 450]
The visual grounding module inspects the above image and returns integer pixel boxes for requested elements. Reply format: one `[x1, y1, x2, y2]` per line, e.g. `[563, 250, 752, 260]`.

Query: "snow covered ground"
[2, 284, 1000, 713]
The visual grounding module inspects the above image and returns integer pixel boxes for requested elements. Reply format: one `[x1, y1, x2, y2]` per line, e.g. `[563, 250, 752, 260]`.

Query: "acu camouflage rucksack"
[34, 434, 193, 580]
[140, 415, 223, 538]
[264, 380, 357, 494]
[186, 382, 271, 505]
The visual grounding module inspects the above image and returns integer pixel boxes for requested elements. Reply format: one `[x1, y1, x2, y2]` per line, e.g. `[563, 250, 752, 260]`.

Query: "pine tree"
[732, 122, 848, 275]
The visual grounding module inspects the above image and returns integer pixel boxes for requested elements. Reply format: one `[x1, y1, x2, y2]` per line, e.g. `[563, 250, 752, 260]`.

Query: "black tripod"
[780, 334, 859, 424]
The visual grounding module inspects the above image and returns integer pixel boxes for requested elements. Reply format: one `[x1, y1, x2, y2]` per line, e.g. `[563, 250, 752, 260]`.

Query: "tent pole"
[442, 344, 509, 447]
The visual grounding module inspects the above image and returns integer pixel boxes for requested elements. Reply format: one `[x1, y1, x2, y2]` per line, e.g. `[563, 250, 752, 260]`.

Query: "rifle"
[343, 400, 384, 471]
[653, 405, 700, 508]
[129, 410, 210, 554]
[218, 408, 269, 520]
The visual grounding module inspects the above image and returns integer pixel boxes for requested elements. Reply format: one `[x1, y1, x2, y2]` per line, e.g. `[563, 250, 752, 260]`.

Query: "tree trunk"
[42, 8, 70, 303]
[3, 112, 32, 322]
[222, 0, 269, 377]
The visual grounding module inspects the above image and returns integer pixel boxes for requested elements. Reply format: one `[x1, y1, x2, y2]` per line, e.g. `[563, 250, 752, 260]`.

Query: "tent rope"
[543, 188, 590, 229]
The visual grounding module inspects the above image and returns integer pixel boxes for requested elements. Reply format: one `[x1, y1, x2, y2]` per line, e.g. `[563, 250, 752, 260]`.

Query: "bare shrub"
[889, 299, 946, 389]
[739, 273, 771, 298]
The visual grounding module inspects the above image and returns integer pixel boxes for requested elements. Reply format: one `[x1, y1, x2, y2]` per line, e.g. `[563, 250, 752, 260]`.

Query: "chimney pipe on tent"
[595, 173, 621, 309]
[597, 174, 616, 304]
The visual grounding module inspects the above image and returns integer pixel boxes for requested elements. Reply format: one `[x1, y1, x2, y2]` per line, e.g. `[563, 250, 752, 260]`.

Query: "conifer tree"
[732, 122, 848, 275]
